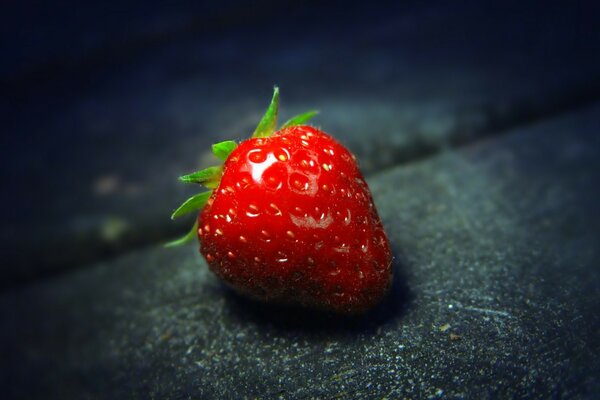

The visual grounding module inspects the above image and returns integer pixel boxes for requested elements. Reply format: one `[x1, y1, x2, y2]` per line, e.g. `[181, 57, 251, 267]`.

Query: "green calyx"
[281, 110, 319, 129]
[178, 166, 222, 188]
[164, 220, 199, 248]
[212, 141, 237, 161]
[166, 86, 319, 247]
[252, 87, 280, 138]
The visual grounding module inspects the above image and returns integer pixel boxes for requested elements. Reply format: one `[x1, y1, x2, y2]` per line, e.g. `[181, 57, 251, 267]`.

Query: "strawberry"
[169, 88, 392, 314]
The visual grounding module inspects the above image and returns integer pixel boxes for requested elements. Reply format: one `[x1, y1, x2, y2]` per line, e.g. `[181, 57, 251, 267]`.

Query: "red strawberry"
[169, 88, 392, 314]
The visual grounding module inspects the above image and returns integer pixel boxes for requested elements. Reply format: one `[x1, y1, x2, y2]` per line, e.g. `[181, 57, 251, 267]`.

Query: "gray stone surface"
[3, 1, 600, 284]
[2, 105, 599, 398]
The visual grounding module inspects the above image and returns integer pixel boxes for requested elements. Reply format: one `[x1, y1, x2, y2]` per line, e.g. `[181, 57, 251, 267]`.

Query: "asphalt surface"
[2, 1, 600, 398]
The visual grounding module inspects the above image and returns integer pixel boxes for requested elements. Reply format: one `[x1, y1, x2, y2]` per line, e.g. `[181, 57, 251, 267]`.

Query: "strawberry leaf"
[179, 166, 222, 188]
[281, 110, 319, 129]
[164, 220, 199, 247]
[212, 140, 237, 161]
[252, 86, 279, 138]
[171, 191, 212, 219]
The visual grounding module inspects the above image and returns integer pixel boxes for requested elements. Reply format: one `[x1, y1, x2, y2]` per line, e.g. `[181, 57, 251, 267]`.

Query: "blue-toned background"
[2, 1, 600, 398]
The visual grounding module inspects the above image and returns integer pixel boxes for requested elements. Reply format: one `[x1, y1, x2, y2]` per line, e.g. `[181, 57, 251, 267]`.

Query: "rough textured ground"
[2, 105, 599, 399]
[3, 1, 600, 285]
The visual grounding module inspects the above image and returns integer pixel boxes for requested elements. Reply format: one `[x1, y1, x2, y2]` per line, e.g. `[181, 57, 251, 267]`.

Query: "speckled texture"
[199, 126, 392, 313]
[1, 105, 599, 398]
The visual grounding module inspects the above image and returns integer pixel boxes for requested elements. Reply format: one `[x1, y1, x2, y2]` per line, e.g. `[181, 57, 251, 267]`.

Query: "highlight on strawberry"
[168, 87, 393, 314]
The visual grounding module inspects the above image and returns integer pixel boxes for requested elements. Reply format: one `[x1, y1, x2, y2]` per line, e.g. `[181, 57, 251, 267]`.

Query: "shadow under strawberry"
[220, 247, 413, 335]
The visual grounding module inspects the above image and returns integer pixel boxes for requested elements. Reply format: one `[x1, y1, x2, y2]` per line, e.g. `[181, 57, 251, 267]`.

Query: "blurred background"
[2, 0, 599, 287]
[1, 1, 600, 397]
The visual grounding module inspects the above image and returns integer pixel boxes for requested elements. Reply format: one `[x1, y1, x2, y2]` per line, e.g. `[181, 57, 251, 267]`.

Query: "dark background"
[2, 1, 600, 398]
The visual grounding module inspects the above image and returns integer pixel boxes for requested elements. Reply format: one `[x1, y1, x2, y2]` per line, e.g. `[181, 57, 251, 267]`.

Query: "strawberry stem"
[252, 86, 279, 138]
